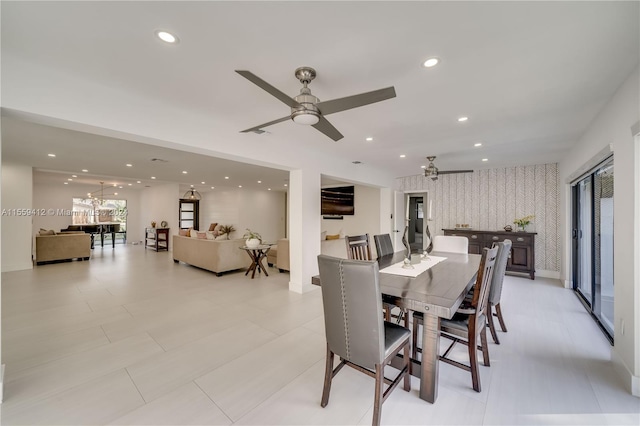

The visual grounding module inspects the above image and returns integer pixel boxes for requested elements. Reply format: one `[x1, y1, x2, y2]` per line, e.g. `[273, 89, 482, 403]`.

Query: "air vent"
[352, 161, 362, 164]
[150, 158, 168, 162]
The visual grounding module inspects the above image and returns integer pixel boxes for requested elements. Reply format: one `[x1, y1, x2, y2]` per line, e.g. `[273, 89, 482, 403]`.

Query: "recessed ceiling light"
[190, 184, 194, 188]
[458, 116, 469, 122]
[400, 154, 406, 158]
[67, 178, 72, 181]
[238, 185, 242, 188]
[268, 188, 271, 191]
[474, 143, 482, 147]
[182, 171, 188, 174]
[137, 181, 141, 184]
[423, 57, 439, 68]
[151, 176, 156, 179]
[48, 153, 56, 157]
[224, 176, 229, 180]
[421, 165, 427, 169]
[82, 169, 88, 172]
[284, 184, 288, 187]
[155, 30, 178, 44]
[257, 180, 262, 183]
[118, 186, 123, 189]
[365, 137, 373, 142]
[114, 193, 118, 196]
[128, 183, 132, 186]
[211, 186, 215, 189]
[64, 182, 68, 185]
[482, 158, 488, 162]
[113, 184, 117, 187]
[126, 164, 133, 167]
[72, 175, 77, 178]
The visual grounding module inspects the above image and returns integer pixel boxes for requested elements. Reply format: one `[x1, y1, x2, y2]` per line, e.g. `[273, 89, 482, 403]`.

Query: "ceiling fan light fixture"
[291, 110, 320, 125]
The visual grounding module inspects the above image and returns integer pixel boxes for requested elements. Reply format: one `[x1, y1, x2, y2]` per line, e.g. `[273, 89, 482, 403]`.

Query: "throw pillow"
[214, 224, 223, 233]
[39, 229, 55, 236]
[321, 231, 327, 240]
[179, 229, 188, 236]
[338, 229, 345, 239]
[189, 228, 198, 239]
[196, 232, 207, 239]
[208, 222, 218, 232]
[326, 234, 340, 240]
[205, 231, 216, 240]
[215, 234, 227, 240]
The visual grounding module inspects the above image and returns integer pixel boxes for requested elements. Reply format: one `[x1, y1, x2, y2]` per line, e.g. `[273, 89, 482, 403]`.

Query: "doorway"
[571, 156, 614, 341]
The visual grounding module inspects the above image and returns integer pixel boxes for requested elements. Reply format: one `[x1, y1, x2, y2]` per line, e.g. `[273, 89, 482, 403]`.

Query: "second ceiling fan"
[236, 67, 396, 141]
[424, 156, 473, 181]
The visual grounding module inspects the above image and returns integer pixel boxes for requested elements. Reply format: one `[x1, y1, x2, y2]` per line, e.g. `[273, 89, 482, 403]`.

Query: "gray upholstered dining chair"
[432, 235, 468, 253]
[486, 240, 511, 344]
[412, 246, 498, 392]
[317, 255, 410, 426]
[373, 233, 394, 259]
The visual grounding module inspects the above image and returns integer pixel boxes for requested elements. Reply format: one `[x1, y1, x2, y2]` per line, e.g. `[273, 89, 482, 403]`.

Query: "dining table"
[312, 250, 481, 404]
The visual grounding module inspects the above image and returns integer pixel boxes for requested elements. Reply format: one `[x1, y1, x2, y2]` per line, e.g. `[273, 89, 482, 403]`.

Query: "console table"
[443, 229, 536, 279]
[145, 227, 169, 252]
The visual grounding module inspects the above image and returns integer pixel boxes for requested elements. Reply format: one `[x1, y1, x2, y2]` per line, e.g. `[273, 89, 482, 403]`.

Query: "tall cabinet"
[179, 199, 199, 230]
[442, 229, 537, 280]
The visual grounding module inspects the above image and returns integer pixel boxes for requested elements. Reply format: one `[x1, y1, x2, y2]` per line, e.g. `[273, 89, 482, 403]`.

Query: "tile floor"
[1, 245, 638, 425]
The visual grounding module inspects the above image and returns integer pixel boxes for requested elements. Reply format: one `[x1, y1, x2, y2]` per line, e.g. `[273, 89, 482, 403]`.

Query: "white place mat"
[379, 255, 447, 278]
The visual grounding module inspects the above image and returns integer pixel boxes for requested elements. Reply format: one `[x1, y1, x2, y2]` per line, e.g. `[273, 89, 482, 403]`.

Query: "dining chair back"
[486, 239, 512, 343]
[373, 234, 394, 259]
[432, 235, 468, 253]
[345, 234, 372, 260]
[317, 255, 410, 426]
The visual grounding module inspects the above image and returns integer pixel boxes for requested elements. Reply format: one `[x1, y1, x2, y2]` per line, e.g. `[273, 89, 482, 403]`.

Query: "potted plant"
[513, 215, 534, 232]
[218, 225, 236, 240]
[243, 228, 262, 248]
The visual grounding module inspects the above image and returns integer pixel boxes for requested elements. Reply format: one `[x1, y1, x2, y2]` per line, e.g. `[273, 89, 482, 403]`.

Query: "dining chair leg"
[487, 306, 500, 344]
[468, 321, 481, 392]
[372, 363, 384, 426]
[480, 327, 490, 367]
[321, 345, 334, 407]
[495, 303, 508, 332]
[403, 342, 411, 391]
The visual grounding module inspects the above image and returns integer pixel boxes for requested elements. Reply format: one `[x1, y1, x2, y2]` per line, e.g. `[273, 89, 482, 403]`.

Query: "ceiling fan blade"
[240, 116, 291, 133]
[438, 170, 474, 175]
[235, 70, 301, 108]
[312, 116, 344, 141]
[315, 86, 396, 115]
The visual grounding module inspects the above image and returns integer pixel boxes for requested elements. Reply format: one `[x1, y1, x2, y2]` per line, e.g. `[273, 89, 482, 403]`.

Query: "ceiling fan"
[235, 67, 396, 141]
[424, 156, 473, 181]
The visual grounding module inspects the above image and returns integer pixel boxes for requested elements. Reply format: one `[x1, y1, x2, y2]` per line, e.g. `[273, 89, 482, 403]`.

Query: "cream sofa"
[172, 235, 251, 276]
[35, 232, 91, 265]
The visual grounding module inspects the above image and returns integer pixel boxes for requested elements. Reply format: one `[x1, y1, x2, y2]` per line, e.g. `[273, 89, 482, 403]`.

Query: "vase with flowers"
[513, 215, 534, 232]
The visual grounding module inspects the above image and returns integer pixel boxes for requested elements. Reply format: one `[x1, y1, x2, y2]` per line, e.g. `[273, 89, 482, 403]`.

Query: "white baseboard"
[1, 262, 34, 272]
[612, 348, 640, 397]
[536, 269, 561, 280]
[563, 279, 573, 289]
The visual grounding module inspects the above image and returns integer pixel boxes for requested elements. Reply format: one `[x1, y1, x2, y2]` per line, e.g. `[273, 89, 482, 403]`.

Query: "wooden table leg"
[257, 253, 269, 277]
[420, 313, 441, 403]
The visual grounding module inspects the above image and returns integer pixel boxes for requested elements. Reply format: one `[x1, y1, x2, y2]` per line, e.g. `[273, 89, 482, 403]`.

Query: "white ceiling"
[2, 1, 638, 182]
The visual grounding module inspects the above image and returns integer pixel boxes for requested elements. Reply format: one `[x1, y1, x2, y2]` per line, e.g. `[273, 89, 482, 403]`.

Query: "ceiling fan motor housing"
[291, 90, 320, 124]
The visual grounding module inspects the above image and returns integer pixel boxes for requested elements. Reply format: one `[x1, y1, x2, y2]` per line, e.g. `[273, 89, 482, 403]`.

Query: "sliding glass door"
[572, 157, 614, 340]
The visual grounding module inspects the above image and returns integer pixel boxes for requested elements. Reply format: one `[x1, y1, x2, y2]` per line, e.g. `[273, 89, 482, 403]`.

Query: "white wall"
[558, 66, 639, 395]
[32, 180, 143, 247]
[139, 184, 180, 245]
[199, 188, 286, 243]
[1, 163, 33, 272]
[321, 184, 382, 257]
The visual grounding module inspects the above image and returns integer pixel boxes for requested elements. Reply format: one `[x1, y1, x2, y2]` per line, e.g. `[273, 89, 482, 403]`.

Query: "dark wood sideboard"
[442, 229, 536, 280]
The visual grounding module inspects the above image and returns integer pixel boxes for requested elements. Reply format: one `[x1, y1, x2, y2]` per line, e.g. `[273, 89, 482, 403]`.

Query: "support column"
[288, 168, 321, 293]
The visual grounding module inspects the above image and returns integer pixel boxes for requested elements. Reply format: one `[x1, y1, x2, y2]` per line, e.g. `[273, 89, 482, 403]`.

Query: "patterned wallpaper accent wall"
[396, 163, 560, 273]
